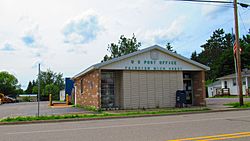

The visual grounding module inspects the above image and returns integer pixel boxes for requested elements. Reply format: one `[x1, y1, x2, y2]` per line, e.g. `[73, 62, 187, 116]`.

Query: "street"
[1, 110, 250, 141]
[0, 102, 91, 118]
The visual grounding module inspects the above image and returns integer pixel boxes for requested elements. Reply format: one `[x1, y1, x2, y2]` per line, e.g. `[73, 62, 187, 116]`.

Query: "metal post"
[38, 63, 41, 117]
[233, 0, 244, 106]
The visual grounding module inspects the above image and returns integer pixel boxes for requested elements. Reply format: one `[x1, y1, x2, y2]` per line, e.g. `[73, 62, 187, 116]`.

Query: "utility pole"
[170, 0, 249, 106]
[233, 0, 244, 106]
[38, 63, 41, 117]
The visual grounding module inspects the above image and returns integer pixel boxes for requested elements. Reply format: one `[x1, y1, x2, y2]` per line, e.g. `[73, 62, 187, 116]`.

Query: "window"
[183, 73, 191, 79]
[243, 80, 246, 85]
[80, 79, 83, 94]
[89, 81, 94, 89]
[233, 79, 236, 86]
[224, 81, 227, 88]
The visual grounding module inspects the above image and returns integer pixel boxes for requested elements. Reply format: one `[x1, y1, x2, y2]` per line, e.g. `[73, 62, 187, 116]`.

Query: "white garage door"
[122, 70, 183, 109]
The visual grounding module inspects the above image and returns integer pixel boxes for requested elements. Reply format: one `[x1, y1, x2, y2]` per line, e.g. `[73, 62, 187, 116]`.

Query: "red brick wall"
[74, 70, 101, 108]
[192, 71, 206, 106]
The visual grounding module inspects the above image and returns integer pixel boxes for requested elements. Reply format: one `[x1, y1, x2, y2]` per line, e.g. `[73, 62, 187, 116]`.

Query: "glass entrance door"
[183, 73, 192, 104]
[101, 72, 115, 108]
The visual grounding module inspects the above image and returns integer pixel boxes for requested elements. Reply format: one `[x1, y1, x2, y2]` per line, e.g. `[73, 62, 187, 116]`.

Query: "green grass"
[74, 104, 102, 113]
[224, 102, 250, 108]
[212, 95, 250, 98]
[53, 100, 65, 102]
[0, 107, 209, 123]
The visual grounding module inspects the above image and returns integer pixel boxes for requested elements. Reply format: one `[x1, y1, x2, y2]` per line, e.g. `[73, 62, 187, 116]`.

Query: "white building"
[207, 81, 221, 97]
[208, 70, 250, 97]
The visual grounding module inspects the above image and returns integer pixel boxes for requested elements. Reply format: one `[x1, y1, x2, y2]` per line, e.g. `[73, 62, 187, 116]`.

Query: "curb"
[0, 108, 249, 126]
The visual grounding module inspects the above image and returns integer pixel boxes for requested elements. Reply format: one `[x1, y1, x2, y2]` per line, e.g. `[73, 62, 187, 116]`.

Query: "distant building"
[17, 94, 38, 102]
[59, 78, 74, 102]
[72, 45, 210, 109]
[207, 81, 221, 97]
[60, 90, 65, 101]
[207, 70, 250, 97]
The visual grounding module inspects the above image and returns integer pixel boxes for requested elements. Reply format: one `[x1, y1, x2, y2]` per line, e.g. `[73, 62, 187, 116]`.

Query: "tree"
[32, 86, 38, 94]
[0, 71, 22, 97]
[32, 69, 64, 100]
[190, 51, 198, 62]
[191, 29, 234, 80]
[45, 84, 60, 100]
[25, 81, 33, 93]
[191, 28, 250, 82]
[241, 32, 250, 69]
[166, 42, 176, 53]
[102, 34, 141, 62]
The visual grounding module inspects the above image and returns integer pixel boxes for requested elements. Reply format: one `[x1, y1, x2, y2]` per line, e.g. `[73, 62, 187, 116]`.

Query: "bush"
[22, 96, 32, 102]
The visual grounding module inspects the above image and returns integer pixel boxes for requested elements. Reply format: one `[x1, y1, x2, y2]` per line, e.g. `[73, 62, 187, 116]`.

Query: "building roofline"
[217, 73, 250, 80]
[73, 45, 210, 79]
[207, 80, 221, 87]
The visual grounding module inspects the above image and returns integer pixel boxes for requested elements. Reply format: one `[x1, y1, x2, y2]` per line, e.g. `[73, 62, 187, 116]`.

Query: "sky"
[0, 0, 249, 89]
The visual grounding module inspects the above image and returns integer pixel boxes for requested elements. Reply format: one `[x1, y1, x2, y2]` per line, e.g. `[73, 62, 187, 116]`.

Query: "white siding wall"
[131, 71, 139, 108]
[123, 71, 131, 109]
[219, 78, 249, 95]
[227, 79, 238, 95]
[139, 72, 147, 108]
[163, 72, 171, 107]
[122, 70, 183, 109]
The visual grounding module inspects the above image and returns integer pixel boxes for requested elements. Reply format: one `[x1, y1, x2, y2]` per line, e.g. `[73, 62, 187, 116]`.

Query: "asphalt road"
[0, 102, 90, 118]
[1, 110, 250, 141]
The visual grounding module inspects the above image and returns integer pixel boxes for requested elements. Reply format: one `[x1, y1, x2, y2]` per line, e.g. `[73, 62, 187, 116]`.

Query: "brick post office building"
[72, 45, 210, 109]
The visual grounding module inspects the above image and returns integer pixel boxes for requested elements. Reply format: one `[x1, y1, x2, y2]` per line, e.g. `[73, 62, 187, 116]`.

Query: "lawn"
[224, 102, 250, 108]
[212, 95, 250, 98]
[0, 107, 209, 123]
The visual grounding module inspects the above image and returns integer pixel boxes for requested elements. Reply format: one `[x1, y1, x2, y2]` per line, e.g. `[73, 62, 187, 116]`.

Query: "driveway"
[206, 98, 250, 110]
[0, 101, 92, 118]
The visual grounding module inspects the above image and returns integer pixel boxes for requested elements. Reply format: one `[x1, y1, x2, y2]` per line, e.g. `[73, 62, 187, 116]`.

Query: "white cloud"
[18, 17, 43, 48]
[201, 3, 231, 20]
[0, 42, 15, 51]
[62, 10, 104, 45]
[140, 16, 187, 46]
[21, 24, 41, 47]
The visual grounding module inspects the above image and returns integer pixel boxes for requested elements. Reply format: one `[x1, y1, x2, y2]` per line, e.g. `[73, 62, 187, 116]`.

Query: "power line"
[168, 0, 250, 8]
[173, 0, 233, 4]
[168, 0, 250, 52]
[238, 10, 248, 34]
[181, 2, 233, 8]
[167, 0, 233, 8]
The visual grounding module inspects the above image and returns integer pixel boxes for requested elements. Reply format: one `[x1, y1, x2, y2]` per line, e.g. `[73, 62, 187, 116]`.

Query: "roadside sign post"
[38, 63, 41, 117]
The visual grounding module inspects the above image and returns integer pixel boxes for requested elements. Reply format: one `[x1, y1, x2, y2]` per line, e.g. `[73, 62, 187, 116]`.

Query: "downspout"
[74, 85, 77, 105]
